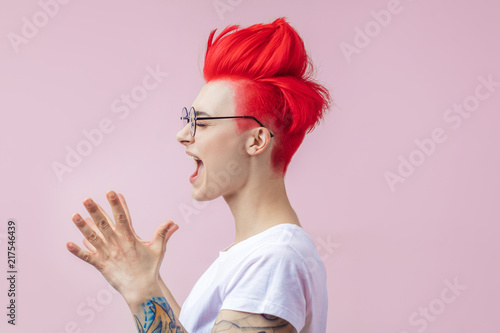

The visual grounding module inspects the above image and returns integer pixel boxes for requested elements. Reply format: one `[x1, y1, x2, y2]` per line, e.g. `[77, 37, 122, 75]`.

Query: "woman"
[67, 17, 331, 332]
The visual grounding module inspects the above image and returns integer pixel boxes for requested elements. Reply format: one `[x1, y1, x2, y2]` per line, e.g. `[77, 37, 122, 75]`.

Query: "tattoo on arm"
[134, 297, 185, 333]
[212, 311, 297, 332]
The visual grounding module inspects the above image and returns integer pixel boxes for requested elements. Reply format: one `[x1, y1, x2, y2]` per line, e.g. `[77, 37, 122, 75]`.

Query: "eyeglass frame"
[180, 106, 274, 138]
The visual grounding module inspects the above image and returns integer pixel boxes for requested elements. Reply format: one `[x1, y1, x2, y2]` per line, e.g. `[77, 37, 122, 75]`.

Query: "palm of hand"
[66, 191, 178, 296]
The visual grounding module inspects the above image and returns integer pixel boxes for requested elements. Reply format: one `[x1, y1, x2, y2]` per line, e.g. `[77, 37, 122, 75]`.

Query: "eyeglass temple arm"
[182, 115, 274, 137]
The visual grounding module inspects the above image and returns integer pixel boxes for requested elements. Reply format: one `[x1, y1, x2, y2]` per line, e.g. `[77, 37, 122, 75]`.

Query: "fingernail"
[84, 199, 93, 207]
[108, 191, 116, 200]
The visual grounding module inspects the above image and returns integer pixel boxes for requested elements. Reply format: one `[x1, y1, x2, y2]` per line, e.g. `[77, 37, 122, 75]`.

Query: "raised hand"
[66, 191, 179, 303]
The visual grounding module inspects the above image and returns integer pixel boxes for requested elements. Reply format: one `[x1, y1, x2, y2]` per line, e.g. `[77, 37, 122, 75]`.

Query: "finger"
[151, 221, 179, 253]
[98, 204, 116, 229]
[85, 201, 116, 230]
[85, 217, 105, 240]
[72, 213, 109, 255]
[117, 193, 141, 239]
[84, 237, 97, 252]
[106, 191, 137, 241]
[116, 193, 132, 222]
[83, 198, 117, 242]
[66, 241, 100, 268]
[75, 217, 99, 253]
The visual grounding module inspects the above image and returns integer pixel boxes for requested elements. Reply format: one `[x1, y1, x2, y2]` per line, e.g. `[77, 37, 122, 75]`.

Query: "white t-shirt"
[178, 223, 328, 332]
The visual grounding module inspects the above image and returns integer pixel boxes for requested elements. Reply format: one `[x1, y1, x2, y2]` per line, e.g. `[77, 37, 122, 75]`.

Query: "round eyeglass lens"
[181, 107, 189, 129]
[189, 107, 196, 136]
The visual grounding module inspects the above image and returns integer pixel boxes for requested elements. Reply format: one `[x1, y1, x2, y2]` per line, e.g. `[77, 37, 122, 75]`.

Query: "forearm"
[125, 284, 187, 333]
[158, 275, 182, 319]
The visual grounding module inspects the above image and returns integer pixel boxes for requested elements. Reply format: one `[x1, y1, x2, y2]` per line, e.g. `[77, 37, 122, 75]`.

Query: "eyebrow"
[194, 110, 211, 116]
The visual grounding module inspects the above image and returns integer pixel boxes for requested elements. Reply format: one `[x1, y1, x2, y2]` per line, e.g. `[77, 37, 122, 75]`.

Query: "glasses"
[180, 107, 274, 138]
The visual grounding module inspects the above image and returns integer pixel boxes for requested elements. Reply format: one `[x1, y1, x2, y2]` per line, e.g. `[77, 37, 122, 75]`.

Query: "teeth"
[188, 155, 201, 161]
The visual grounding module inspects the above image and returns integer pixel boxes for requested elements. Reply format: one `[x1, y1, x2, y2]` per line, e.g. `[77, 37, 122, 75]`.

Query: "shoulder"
[222, 224, 326, 285]
[227, 225, 323, 282]
[252, 224, 321, 267]
[220, 226, 325, 332]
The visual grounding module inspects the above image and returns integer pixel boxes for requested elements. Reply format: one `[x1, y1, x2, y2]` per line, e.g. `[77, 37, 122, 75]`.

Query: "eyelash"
[196, 123, 207, 127]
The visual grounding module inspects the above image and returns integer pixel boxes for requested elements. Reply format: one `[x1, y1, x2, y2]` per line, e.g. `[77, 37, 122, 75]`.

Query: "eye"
[196, 123, 207, 127]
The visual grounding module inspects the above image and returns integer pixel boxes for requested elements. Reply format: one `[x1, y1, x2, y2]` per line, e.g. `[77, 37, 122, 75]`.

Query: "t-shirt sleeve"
[219, 244, 308, 331]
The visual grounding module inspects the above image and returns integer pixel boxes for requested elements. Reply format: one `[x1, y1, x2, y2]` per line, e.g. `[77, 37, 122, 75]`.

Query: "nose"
[176, 124, 194, 146]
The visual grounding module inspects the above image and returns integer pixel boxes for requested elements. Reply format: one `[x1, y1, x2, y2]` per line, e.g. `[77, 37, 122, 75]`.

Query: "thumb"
[151, 221, 178, 252]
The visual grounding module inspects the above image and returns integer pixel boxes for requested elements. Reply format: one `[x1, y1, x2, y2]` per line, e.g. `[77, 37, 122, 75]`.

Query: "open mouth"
[190, 157, 204, 183]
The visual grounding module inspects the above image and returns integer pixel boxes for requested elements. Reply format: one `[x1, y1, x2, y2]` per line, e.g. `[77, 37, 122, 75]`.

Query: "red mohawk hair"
[203, 17, 331, 176]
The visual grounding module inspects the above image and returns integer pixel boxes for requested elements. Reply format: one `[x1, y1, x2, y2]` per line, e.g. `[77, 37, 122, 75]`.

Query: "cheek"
[205, 130, 243, 162]
[204, 139, 247, 183]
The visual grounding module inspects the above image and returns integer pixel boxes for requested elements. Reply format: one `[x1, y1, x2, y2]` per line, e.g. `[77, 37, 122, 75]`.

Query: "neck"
[222, 173, 301, 246]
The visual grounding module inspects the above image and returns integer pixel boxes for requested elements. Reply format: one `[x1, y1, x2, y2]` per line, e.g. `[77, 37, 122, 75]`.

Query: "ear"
[246, 127, 272, 156]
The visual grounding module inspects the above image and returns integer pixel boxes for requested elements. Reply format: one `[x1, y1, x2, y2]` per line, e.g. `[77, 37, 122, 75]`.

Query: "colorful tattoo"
[134, 297, 184, 333]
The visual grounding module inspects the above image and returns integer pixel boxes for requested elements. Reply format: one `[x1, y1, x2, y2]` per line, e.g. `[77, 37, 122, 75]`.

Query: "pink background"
[1, 0, 499, 332]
